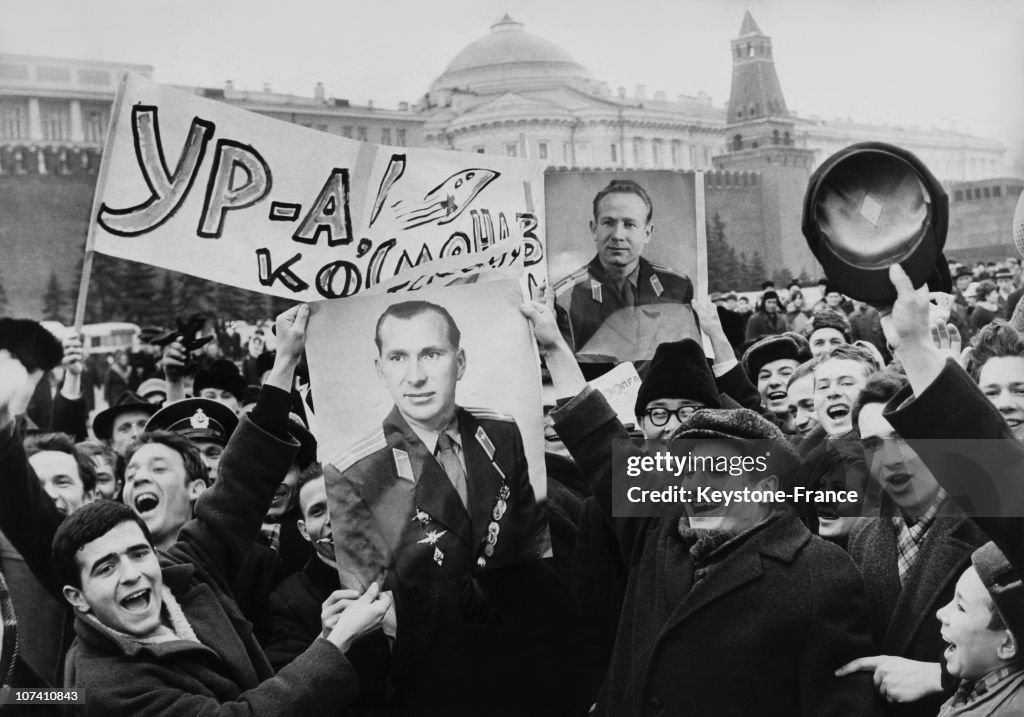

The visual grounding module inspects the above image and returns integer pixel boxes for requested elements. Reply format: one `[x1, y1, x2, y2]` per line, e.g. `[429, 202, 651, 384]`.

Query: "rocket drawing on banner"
[369, 154, 500, 231]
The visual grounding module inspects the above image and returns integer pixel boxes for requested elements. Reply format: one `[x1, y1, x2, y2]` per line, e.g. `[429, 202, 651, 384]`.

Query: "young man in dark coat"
[837, 370, 987, 716]
[878, 264, 1024, 591]
[521, 298, 880, 716]
[51, 305, 392, 715]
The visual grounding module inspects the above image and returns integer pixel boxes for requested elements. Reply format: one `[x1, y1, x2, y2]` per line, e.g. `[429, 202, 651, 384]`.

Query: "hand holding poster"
[87, 73, 546, 302]
[305, 279, 551, 590]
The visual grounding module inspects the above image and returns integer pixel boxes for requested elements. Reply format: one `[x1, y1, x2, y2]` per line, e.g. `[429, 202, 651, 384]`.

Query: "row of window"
[953, 185, 1015, 201]
[299, 123, 407, 145]
[488, 138, 712, 168]
[0, 99, 108, 142]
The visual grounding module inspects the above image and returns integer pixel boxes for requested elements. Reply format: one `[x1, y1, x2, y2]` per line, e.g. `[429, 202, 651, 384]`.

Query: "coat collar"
[659, 513, 810, 636]
[384, 405, 473, 547]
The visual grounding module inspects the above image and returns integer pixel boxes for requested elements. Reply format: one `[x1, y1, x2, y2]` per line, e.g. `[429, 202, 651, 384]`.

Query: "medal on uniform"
[433, 547, 444, 566]
[393, 448, 414, 483]
[591, 280, 602, 303]
[475, 427, 496, 459]
[650, 275, 664, 297]
[492, 499, 507, 521]
[499, 484, 510, 501]
[412, 508, 431, 525]
[417, 529, 447, 546]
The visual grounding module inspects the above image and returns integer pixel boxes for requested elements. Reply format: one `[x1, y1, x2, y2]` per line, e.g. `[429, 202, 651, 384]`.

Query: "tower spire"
[726, 10, 788, 124]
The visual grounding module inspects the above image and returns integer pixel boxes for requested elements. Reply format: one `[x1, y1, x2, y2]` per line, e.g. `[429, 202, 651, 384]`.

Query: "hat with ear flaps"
[802, 142, 951, 305]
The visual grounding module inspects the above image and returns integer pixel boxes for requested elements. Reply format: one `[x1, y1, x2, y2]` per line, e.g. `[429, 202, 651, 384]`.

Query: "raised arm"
[167, 305, 308, 588]
[0, 351, 66, 597]
[882, 264, 1024, 572]
[520, 298, 651, 562]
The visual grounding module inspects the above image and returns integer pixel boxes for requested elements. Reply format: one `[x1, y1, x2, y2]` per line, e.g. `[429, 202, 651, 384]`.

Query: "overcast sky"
[4, 0, 1023, 172]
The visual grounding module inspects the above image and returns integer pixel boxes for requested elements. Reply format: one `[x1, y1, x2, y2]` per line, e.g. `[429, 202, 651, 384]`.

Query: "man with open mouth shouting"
[837, 368, 987, 716]
[47, 305, 392, 716]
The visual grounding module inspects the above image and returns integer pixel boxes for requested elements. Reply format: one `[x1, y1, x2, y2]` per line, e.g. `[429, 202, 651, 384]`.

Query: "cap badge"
[190, 409, 210, 430]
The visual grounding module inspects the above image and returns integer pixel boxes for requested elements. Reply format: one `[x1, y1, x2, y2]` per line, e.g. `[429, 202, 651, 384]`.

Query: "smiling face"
[814, 358, 870, 437]
[30, 450, 91, 516]
[640, 397, 705, 443]
[297, 475, 334, 565]
[122, 443, 204, 550]
[375, 311, 465, 432]
[683, 441, 775, 533]
[63, 520, 163, 639]
[979, 356, 1024, 443]
[857, 402, 940, 519]
[937, 567, 1015, 680]
[758, 358, 799, 417]
[809, 327, 847, 358]
[590, 192, 653, 275]
[786, 373, 819, 437]
[268, 465, 300, 521]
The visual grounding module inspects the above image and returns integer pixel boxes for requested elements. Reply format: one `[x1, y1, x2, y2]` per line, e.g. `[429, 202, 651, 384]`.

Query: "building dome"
[430, 15, 594, 95]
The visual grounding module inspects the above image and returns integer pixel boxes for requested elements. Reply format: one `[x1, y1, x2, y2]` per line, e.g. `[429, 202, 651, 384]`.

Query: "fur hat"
[742, 332, 811, 380]
[670, 407, 800, 478]
[972, 541, 1024, 642]
[0, 318, 63, 373]
[635, 339, 721, 417]
[761, 290, 780, 305]
[194, 359, 246, 401]
[807, 307, 852, 342]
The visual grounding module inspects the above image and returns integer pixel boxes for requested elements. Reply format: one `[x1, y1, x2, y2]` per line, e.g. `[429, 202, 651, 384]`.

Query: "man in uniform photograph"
[328, 300, 549, 590]
[553, 179, 695, 361]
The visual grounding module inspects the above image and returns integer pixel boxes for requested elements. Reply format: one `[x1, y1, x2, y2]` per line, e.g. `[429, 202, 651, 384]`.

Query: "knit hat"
[194, 359, 246, 401]
[972, 541, 1024, 642]
[670, 407, 800, 479]
[0, 318, 63, 373]
[807, 307, 852, 342]
[742, 332, 811, 380]
[634, 339, 721, 417]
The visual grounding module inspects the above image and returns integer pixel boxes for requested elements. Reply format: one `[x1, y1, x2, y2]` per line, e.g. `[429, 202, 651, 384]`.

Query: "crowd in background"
[4, 249, 1024, 715]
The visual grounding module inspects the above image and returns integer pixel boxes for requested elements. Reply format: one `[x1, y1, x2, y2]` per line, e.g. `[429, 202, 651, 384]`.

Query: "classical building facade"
[1, 13, 1019, 318]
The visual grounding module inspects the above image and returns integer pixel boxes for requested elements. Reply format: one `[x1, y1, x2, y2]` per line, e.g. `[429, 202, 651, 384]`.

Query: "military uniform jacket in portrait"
[554, 255, 695, 361]
[327, 405, 549, 590]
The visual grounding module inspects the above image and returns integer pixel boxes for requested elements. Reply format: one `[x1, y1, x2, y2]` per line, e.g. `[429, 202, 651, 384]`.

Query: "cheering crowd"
[5, 247, 1024, 714]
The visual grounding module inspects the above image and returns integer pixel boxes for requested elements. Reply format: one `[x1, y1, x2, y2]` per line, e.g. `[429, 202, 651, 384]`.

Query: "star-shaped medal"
[417, 529, 447, 546]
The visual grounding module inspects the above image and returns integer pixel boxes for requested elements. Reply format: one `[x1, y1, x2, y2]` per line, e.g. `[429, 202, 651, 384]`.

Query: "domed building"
[420, 15, 725, 170]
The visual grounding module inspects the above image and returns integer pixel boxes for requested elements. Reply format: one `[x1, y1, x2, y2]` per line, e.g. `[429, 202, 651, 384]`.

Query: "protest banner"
[545, 169, 707, 366]
[305, 278, 551, 590]
[81, 73, 546, 317]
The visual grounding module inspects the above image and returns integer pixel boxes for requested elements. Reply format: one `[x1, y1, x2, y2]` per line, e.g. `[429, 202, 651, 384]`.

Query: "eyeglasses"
[644, 406, 700, 426]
